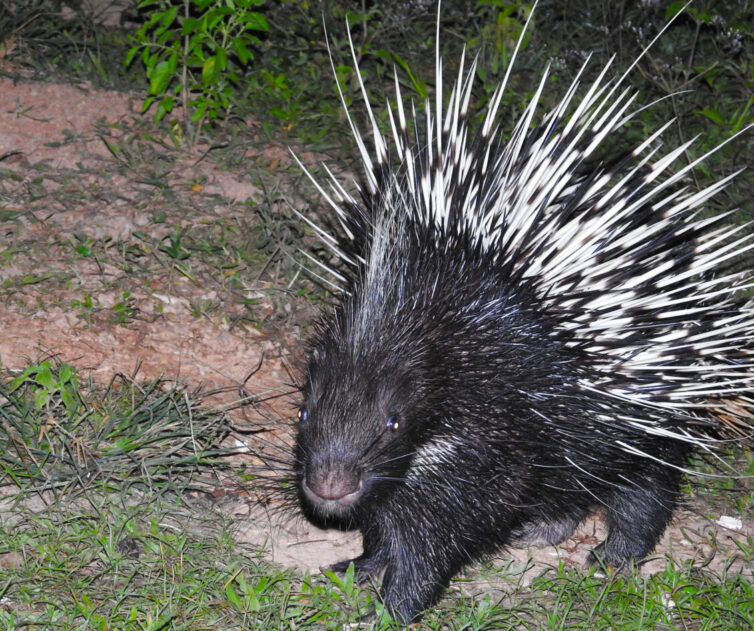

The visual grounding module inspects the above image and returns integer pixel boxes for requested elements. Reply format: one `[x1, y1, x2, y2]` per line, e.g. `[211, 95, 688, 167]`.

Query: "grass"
[0, 361, 363, 629]
[0, 362, 231, 499]
[1, 492, 751, 629]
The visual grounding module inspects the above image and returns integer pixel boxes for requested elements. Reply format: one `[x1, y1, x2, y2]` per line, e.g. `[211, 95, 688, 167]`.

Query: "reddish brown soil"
[0, 77, 290, 396]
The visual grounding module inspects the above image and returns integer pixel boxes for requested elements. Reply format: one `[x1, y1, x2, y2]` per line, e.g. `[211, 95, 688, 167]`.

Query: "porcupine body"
[292, 9, 754, 624]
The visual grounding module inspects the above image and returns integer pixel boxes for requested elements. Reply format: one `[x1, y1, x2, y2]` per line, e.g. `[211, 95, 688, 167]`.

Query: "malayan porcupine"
[290, 5, 753, 624]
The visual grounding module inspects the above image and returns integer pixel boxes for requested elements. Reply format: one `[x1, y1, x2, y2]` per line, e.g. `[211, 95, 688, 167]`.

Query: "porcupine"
[290, 5, 754, 623]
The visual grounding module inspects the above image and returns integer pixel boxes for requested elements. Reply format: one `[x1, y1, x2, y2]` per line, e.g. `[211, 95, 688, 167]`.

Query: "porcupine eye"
[386, 415, 399, 432]
[297, 407, 308, 423]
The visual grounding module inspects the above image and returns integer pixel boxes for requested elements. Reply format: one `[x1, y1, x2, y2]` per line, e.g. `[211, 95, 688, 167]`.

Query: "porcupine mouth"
[301, 475, 364, 517]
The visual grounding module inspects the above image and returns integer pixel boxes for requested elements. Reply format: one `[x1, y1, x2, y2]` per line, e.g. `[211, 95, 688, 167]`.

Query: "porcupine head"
[291, 5, 754, 626]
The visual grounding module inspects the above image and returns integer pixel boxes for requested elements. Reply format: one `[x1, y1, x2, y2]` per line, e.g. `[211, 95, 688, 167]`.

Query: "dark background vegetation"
[2, 0, 751, 203]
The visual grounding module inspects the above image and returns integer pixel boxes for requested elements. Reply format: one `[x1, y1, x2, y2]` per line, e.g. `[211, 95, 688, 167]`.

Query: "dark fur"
[294, 220, 693, 622]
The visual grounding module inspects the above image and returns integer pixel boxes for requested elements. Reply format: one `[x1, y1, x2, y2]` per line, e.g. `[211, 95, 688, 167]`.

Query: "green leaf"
[166, 51, 178, 75]
[665, 1, 686, 19]
[149, 60, 174, 95]
[731, 97, 753, 132]
[35, 362, 56, 390]
[202, 56, 218, 86]
[191, 100, 207, 122]
[342, 562, 355, 596]
[696, 108, 725, 125]
[157, 28, 178, 47]
[11, 363, 45, 390]
[218, 86, 231, 108]
[34, 389, 50, 409]
[243, 11, 269, 32]
[269, 107, 288, 121]
[61, 386, 79, 415]
[58, 364, 74, 385]
[144, 9, 166, 30]
[154, 96, 174, 123]
[225, 584, 242, 609]
[379, 50, 427, 100]
[217, 47, 228, 71]
[181, 16, 199, 36]
[145, 613, 175, 631]
[232, 36, 252, 64]
[141, 96, 156, 113]
[124, 45, 139, 68]
[246, 584, 261, 611]
[185, 50, 206, 68]
[159, 5, 179, 29]
[205, 9, 227, 32]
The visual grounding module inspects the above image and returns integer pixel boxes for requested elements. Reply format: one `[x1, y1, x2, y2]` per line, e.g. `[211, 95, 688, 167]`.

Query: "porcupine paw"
[585, 532, 652, 573]
[330, 554, 385, 583]
[586, 475, 680, 573]
[585, 542, 633, 573]
[380, 566, 447, 625]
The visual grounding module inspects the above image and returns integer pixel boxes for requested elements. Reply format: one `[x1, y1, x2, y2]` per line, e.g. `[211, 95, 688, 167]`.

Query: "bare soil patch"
[0, 72, 751, 595]
[0, 76, 288, 395]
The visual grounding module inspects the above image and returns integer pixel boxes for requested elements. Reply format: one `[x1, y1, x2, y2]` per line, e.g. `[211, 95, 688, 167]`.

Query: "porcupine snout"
[303, 454, 363, 514]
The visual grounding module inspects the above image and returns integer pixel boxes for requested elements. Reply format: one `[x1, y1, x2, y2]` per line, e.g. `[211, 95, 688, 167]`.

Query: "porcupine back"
[292, 6, 754, 623]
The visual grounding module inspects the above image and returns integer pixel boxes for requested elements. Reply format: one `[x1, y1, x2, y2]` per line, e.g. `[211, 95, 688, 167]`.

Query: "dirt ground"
[0, 45, 751, 599]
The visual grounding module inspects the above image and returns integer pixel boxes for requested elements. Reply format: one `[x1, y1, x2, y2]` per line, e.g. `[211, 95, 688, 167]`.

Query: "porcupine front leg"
[367, 490, 489, 624]
[376, 528, 460, 624]
[588, 465, 683, 569]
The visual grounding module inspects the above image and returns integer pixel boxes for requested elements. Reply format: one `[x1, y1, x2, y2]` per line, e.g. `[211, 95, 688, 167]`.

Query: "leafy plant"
[9, 361, 83, 419]
[126, 0, 269, 144]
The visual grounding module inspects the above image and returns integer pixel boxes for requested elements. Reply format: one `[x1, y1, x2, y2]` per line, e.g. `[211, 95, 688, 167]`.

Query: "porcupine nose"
[305, 458, 362, 506]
